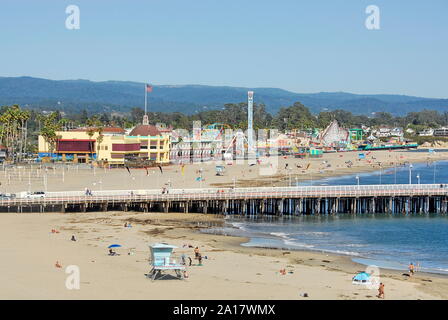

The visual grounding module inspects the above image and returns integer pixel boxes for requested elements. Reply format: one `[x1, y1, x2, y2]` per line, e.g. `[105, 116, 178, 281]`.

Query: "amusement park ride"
[205, 91, 258, 162]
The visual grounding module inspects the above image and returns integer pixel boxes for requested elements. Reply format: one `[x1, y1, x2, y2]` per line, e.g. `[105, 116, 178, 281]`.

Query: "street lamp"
[416, 174, 420, 185]
[356, 175, 360, 187]
[409, 164, 413, 184]
[433, 162, 437, 184]
[394, 166, 397, 184]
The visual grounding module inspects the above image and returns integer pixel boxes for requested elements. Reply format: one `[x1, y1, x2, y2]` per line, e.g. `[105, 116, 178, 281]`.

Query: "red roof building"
[129, 125, 161, 137]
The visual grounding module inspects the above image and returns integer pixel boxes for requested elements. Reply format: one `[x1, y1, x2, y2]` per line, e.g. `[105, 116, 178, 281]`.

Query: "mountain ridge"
[1, 76, 447, 116]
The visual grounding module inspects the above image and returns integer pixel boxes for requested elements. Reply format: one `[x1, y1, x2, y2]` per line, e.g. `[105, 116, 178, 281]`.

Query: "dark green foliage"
[1, 76, 448, 116]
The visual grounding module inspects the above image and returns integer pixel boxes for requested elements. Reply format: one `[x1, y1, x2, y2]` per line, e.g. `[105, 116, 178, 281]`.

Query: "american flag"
[146, 84, 153, 92]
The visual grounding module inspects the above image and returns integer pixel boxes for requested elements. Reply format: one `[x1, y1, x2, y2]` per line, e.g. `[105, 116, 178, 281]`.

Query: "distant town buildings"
[418, 128, 434, 136]
[372, 127, 403, 138]
[433, 127, 448, 137]
[418, 127, 448, 137]
[36, 110, 430, 167]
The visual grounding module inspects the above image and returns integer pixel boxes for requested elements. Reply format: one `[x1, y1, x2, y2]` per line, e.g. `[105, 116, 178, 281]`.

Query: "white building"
[433, 128, 448, 137]
[419, 128, 434, 137]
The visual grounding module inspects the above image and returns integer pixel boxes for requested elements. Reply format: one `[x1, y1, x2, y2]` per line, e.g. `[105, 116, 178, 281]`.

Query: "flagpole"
[144, 84, 147, 115]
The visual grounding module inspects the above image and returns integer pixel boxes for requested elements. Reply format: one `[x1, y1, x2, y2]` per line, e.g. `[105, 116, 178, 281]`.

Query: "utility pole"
[247, 91, 255, 163]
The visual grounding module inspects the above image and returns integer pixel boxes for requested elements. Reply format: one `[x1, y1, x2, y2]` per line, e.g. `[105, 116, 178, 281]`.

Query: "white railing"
[0, 184, 446, 206]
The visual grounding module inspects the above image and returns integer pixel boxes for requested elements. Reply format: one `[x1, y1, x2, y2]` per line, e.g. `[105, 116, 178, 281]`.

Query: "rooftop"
[69, 127, 126, 134]
[129, 124, 161, 137]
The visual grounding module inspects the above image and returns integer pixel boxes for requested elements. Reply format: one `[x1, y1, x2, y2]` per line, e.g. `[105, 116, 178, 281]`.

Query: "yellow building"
[38, 125, 170, 165]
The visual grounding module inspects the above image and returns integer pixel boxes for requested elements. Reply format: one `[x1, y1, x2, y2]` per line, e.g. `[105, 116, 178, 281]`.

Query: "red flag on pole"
[146, 84, 153, 92]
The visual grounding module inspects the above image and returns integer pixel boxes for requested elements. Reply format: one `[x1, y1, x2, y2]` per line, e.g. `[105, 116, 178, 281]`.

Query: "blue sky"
[0, 0, 447, 98]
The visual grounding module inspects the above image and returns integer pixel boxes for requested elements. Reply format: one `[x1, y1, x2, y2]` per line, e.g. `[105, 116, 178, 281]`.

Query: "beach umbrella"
[108, 244, 122, 248]
[352, 272, 371, 285]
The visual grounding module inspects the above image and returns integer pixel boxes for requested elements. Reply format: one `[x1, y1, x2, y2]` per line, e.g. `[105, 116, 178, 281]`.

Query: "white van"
[22, 191, 46, 199]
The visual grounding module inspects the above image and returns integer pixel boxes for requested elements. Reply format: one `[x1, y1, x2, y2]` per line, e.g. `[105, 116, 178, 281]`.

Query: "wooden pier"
[2, 184, 448, 215]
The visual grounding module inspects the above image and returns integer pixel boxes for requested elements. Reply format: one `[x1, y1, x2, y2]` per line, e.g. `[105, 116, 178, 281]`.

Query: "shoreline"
[149, 212, 448, 299]
[221, 231, 448, 279]
[162, 214, 448, 300]
[202, 216, 448, 278]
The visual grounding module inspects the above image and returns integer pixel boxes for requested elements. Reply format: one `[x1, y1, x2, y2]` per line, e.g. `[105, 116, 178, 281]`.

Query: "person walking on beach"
[409, 263, 415, 276]
[194, 247, 200, 259]
[377, 283, 385, 299]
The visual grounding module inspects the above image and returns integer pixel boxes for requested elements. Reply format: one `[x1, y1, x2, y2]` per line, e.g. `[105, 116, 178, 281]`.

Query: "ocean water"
[215, 215, 448, 274]
[299, 158, 447, 186]
[204, 159, 448, 274]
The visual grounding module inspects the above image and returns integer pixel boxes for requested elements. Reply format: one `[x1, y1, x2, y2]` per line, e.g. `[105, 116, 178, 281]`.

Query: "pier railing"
[1, 184, 447, 206]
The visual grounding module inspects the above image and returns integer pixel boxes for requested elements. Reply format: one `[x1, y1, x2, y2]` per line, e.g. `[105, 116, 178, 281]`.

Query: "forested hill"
[1, 76, 447, 116]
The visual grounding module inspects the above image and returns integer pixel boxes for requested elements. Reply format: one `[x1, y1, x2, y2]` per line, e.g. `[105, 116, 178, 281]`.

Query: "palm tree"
[40, 112, 62, 158]
[17, 109, 30, 162]
[0, 105, 30, 162]
[96, 127, 104, 162]
[86, 128, 96, 162]
[86, 116, 104, 163]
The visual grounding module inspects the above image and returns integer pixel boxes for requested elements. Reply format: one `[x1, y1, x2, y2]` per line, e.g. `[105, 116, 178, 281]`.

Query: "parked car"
[0, 193, 14, 200]
[23, 191, 46, 199]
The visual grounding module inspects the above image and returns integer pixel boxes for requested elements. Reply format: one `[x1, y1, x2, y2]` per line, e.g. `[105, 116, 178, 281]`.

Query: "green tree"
[39, 112, 63, 156]
[273, 102, 317, 131]
[0, 105, 30, 162]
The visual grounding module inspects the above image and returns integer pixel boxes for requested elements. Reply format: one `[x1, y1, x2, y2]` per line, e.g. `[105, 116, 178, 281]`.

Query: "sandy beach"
[1, 211, 447, 300]
[1, 149, 447, 194]
[1, 148, 448, 300]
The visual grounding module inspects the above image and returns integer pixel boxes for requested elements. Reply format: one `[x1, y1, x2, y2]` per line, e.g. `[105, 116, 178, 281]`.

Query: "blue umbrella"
[108, 244, 122, 248]
[353, 272, 371, 282]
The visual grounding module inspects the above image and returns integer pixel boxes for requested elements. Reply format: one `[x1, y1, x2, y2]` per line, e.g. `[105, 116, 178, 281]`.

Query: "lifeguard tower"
[147, 243, 186, 281]
[215, 165, 226, 176]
